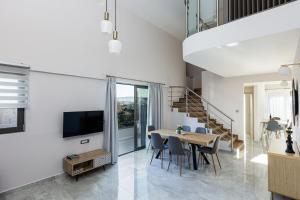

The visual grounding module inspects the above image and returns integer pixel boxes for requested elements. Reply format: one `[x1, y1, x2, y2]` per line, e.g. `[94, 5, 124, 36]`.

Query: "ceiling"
[184, 29, 300, 77]
[119, 0, 185, 40]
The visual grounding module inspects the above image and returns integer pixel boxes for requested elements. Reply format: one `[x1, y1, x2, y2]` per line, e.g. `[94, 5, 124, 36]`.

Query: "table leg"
[155, 138, 168, 159]
[191, 144, 198, 170]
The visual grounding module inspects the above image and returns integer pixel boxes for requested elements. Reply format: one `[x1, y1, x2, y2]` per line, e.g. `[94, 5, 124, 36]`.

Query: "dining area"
[147, 126, 222, 176]
[260, 117, 289, 150]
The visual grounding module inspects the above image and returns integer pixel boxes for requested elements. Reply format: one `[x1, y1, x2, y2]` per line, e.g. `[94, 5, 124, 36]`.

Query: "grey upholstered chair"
[167, 136, 191, 176]
[182, 125, 191, 132]
[147, 125, 155, 152]
[266, 120, 283, 138]
[195, 127, 207, 134]
[150, 132, 165, 168]
[197, 136, 221, 175]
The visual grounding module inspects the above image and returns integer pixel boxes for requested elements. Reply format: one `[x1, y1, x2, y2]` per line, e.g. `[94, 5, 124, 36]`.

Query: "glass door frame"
[116, 82, 148, 155]
[134, 85, 148, 151]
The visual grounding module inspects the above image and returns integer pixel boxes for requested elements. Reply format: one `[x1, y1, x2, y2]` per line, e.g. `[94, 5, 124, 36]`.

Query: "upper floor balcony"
[186, 0, 296, 37]
[183, 0, 300, 77]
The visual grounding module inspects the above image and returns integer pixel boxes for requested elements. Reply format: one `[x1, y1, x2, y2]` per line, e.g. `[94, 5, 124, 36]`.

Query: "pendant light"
[108, 0, 122, 54]
[278, 65, 290, 76]
[278, 62, 300, 76]
[101, 0, 113, 34]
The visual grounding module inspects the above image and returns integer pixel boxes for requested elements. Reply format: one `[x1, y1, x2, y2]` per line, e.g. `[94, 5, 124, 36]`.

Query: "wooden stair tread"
[233, 140, 244, 150]
[170, 87, 244, 151]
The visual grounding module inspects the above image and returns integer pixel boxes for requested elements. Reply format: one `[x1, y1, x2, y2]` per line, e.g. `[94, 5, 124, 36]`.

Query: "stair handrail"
[170, 86, 234, 122]
[169, 86, 234, 151]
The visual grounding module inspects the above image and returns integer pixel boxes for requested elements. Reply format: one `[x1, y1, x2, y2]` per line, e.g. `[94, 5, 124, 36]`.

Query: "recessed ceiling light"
[226, 42, 239, 47]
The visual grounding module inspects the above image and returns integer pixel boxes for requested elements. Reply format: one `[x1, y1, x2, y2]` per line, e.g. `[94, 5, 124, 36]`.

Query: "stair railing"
[169, 86, 234, 151]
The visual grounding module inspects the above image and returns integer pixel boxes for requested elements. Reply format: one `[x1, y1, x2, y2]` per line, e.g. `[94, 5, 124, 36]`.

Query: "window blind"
[0, 63, 30, 108]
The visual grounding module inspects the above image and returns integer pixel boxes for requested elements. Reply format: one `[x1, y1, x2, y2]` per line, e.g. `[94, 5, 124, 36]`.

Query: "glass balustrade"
[186, 0, 295, 38]
[186, 0, 218, 37]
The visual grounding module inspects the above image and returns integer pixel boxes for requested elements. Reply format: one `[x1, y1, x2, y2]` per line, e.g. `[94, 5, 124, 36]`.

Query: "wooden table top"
[148, 129, 218, 146]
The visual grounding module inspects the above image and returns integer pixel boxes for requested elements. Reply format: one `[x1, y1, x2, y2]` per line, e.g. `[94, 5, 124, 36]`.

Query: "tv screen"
[63, 111, 104, 138]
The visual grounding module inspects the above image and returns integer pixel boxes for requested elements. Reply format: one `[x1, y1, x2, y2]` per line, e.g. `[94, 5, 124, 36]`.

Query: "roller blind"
[0, 64, 30, 108]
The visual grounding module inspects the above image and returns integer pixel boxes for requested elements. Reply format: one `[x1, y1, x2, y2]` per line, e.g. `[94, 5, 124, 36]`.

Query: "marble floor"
[0, 141, 292, 200]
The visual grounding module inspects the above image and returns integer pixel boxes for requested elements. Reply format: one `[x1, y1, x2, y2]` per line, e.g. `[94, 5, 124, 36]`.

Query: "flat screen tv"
[63, 111, 104, 138]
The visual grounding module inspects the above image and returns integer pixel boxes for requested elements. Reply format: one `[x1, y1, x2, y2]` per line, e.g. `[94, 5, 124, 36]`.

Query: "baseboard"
[0, 171, 64, 195]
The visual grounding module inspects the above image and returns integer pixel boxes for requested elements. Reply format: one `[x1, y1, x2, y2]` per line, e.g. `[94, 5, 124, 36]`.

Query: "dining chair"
[182, 125, 191, 132]
[197, 136, 221, 175]
[147, 125, 155, 153]
[150, 132, 165, 168]
[195, 127, 207, 134]
[266, 120, 282, 139]
[271, 117, 281, 121]
[167, 136, 191, 176]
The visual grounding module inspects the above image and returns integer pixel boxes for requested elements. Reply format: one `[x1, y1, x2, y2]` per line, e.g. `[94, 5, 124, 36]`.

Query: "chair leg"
[211, 154, 217, 175]
[150, 150, 155, 165]
[168, 153, 172, 171]
[180, 155, 182, 176]
[216, 153, 221, 169]
[197, 152, 201, 167]
[187, 152, 191, 169]
[161, 150, 164, 169]
[147, 140, 151, 153]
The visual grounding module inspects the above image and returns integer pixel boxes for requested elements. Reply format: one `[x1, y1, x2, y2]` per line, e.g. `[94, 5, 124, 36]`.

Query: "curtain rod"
[0, 62, 30, 69]
[106, 75, 166, 85]
[0, 62, 167, 85]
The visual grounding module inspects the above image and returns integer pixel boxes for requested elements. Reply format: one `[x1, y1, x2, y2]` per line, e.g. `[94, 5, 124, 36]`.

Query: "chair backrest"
[266, 120, 280, 132]
[148, 125, 155, 132]
[168, 136, 185, 155]
[195, 127, 207, 134]
[182, 125, 191, 132]
[151, 132, 163, 150]
[272, 117, 280, 121]
[212, 136, 221, 153]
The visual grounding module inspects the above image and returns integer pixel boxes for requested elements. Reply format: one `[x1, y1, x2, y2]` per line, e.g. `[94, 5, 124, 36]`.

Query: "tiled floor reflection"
[0, 141, 292, 200]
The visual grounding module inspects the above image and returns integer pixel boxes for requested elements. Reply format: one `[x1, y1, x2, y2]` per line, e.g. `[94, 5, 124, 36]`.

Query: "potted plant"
[176, 125, 183, 134]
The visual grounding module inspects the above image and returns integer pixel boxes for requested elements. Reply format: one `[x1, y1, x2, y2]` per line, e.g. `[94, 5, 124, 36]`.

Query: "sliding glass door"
[134, 86, 148, 150]
[117, 84, 148, 155]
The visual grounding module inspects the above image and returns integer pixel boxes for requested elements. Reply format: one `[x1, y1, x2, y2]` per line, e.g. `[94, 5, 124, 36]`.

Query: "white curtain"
[103, 77, 119, 164]
[265, 89, 292, 122]
[147, 83, 163, 129]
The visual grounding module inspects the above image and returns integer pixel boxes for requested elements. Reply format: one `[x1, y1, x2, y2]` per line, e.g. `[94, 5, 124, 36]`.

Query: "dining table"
[148, 129, 219, 170]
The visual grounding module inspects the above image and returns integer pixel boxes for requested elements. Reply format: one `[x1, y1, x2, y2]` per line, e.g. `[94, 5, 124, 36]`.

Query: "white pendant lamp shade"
[278, 65, 290, 76]
[109, 32, 122, 54]
[101, 19, 113, 34]
[280, 80, 289, 87]
[101, 11, 113, 34]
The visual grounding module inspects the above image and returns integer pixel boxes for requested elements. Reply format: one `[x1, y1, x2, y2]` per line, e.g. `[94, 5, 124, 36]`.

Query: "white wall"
[202, 71, 289, 140]
[0, 0, 185, 193]
[0, 0, 185, 86]
[0, 72, 106, 192]
[186, 64, 204, 89]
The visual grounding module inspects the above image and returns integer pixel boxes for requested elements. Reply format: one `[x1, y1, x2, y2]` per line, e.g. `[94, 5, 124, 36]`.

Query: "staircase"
[169, 86, 244, 152]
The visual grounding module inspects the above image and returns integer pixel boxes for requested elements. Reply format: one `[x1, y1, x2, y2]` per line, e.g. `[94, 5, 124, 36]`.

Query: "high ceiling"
[119, 0, 185, 40]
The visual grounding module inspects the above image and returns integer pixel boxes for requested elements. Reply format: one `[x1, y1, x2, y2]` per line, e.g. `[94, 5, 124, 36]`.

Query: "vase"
[176, 130, 181, 134]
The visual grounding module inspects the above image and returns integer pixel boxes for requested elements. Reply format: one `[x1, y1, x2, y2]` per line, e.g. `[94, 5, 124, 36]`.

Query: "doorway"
[244, 86, 254, 141]
[116, 84, 148, 155]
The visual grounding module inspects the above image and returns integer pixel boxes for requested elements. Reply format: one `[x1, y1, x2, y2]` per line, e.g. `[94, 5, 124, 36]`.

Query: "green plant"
[176, 125, 183, 131]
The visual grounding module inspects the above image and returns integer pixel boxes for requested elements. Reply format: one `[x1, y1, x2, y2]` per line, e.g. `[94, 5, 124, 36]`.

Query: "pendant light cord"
[105, 0, 108, 11]
[114, 0, 117, 31]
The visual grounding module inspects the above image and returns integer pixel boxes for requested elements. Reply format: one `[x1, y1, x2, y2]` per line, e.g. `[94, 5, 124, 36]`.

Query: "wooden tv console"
[63, 149, 111, 181]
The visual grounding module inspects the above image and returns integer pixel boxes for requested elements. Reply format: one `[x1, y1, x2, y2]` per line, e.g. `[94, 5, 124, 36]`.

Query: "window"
[265, 89, 292, 122]
[0, 63, 29, 134]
